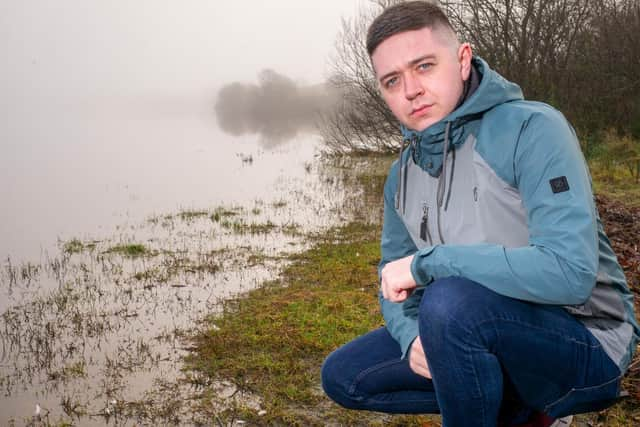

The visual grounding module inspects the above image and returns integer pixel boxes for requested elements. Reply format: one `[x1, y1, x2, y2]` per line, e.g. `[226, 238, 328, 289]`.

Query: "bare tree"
[322, 0, 640, 153]
[443, 0, 593, 100]
[320, 1, 405, 154]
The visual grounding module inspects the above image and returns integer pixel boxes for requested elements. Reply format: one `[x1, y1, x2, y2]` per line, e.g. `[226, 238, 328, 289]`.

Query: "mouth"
[410, 104, 431, 117]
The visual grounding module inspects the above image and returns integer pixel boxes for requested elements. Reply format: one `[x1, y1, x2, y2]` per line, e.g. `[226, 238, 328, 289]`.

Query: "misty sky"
[0, 1, 370, 260]
[1, 0, 363, 101]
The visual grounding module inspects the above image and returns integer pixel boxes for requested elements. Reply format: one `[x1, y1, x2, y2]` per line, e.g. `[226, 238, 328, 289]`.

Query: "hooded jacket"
[379, 57, 639, 372]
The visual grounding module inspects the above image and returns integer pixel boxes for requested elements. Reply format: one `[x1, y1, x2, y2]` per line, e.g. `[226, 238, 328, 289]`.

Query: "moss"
[184, 222, 434, 425]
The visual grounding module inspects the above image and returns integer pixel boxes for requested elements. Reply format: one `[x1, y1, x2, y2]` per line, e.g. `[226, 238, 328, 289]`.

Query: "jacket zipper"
[420, 203, 432, 245]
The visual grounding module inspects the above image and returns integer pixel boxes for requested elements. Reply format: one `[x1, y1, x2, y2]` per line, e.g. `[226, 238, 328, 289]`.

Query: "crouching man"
[321, 2, 638, 426]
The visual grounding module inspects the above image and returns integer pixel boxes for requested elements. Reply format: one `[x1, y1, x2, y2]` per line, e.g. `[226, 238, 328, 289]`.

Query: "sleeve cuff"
[399, 328, 419, 359]
[410, 246, 436, 286]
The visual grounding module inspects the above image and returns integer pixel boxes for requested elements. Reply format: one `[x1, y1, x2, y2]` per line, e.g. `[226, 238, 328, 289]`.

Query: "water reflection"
[215, 69, 338, 147]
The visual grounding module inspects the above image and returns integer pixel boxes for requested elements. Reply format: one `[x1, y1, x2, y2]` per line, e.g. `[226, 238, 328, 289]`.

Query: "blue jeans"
[322, 277, 622, 426]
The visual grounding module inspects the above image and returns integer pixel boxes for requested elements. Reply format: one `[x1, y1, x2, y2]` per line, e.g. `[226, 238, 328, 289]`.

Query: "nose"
[404, 74, 424, 100]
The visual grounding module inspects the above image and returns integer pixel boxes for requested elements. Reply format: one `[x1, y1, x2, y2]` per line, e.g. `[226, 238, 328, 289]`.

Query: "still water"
[1, 0, 361, 262]
[1, 1, 379, 424]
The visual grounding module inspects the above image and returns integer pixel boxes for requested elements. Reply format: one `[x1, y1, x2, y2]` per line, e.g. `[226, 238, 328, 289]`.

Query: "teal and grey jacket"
[379, 57, 639, 372]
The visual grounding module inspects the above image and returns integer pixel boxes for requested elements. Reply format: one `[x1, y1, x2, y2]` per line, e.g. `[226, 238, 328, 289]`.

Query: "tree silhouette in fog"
[215, 69, 337, 147]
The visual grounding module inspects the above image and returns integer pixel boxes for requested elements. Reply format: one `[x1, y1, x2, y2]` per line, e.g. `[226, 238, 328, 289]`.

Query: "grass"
[211, 206, 243, 223]
[105, 243, 150, 258]
[587, 130, 640, 207]
[184, 222, 434, 425]
[183, 152, 639, 426]
[62, 239, 98, 255]
[178, 210, 209, 221]
[590, 161, 640, 208]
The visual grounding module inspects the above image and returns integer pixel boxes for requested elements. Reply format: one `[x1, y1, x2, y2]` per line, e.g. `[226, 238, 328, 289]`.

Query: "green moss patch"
[184, 222, 434, 425]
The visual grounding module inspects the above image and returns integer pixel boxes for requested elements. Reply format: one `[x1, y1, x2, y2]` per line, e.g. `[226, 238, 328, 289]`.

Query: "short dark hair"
[366, 1, 456, 56]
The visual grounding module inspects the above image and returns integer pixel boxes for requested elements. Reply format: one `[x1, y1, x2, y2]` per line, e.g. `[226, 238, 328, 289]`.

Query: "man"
[321, 2, 639, 426]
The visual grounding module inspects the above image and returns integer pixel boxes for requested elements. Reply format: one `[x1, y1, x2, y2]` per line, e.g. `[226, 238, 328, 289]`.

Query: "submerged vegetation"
[105, 243, 150, 257]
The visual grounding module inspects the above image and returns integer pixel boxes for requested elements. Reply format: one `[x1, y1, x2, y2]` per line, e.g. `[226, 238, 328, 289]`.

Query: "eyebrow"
[378, 54, 437, 84]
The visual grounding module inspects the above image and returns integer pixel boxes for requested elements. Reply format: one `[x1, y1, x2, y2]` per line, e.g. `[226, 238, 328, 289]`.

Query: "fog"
[215, 69, 340, 146]
[0, 0, 362, 260]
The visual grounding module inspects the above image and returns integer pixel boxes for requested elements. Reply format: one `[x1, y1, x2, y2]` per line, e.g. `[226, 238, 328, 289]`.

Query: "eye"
[418, 62, 432, 71]
[384, 76, 399, 89]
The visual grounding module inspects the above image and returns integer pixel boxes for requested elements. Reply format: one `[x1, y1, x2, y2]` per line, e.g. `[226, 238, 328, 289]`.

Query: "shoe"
[510, 412, 573, 427]
[549, 415, 573, 427]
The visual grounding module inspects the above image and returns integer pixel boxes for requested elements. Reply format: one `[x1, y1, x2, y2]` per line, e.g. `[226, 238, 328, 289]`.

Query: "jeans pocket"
[544, 375, 621, 417]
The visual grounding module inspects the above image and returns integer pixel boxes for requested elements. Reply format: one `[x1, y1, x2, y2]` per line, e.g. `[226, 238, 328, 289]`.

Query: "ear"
[458, 42, 472, 81]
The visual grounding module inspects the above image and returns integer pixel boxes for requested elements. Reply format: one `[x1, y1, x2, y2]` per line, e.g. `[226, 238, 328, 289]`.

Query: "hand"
[409, 337, 432, 379]
[381, 254, 417, 302]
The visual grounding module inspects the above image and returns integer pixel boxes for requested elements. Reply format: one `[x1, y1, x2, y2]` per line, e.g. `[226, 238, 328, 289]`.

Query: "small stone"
[258, 410, 267, 416]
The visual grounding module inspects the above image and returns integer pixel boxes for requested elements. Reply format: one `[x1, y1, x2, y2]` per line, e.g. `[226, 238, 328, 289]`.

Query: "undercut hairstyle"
[366, 1, 458, 56]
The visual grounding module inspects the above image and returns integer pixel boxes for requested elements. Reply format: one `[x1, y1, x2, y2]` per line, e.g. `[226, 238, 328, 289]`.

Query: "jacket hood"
[400, 57, 524, 176]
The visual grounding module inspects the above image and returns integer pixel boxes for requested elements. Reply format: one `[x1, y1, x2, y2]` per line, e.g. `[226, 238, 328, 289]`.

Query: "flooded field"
[0, 150, 390, 426]
[1, 2, 376, 423]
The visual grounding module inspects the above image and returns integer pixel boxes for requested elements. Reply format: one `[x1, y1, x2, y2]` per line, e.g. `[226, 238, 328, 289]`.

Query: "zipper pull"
[420, 204, 429, 243]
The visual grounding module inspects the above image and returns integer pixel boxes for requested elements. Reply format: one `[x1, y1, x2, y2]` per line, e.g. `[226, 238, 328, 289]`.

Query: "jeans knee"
[420, 277, 473, 322]
[321, 351, 360, 409]
[419, 277, 499, 342]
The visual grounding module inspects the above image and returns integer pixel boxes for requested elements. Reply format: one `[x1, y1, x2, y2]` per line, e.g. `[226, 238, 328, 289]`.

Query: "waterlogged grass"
[178, 210, 209, 221]
[132, 255, 221, 285]
[105, 243, 150, 258]
[62, 238, 98, 255]
[219, 219, 297, 235]
[211, 206, 243, 223]
[185, 222, 434, 426]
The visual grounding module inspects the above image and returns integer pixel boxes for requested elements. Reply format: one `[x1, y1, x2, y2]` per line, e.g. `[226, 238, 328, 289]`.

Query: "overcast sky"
[1, 0, 364, 101]
[0, 1, 372, 260]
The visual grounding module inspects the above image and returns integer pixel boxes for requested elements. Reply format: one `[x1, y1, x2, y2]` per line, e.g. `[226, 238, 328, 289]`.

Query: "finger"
[393, 288, 410, 302]
[390, 288, 404, 302]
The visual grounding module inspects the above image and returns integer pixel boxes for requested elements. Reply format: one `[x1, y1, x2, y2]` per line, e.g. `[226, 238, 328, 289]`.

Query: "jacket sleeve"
[410, 111, 599, 304]
[379, 162, 422, 358]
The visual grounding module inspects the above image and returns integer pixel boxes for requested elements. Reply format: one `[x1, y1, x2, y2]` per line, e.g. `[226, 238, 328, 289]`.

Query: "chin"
[408, 120, 434, 132]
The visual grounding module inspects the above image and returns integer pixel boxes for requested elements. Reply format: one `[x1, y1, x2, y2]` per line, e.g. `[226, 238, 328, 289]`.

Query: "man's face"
[371, 27, 471, 132]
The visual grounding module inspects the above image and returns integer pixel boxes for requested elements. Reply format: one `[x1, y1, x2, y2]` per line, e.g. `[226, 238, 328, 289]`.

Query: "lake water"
[1, 0, 363, 262]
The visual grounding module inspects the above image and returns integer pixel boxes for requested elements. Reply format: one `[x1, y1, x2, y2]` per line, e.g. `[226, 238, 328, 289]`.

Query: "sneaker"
[549, 415, 573, 427]
[510, 412, 573, 427]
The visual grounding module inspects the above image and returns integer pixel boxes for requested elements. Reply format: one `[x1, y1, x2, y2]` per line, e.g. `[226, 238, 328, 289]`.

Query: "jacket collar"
[399, 57, 523, 177]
